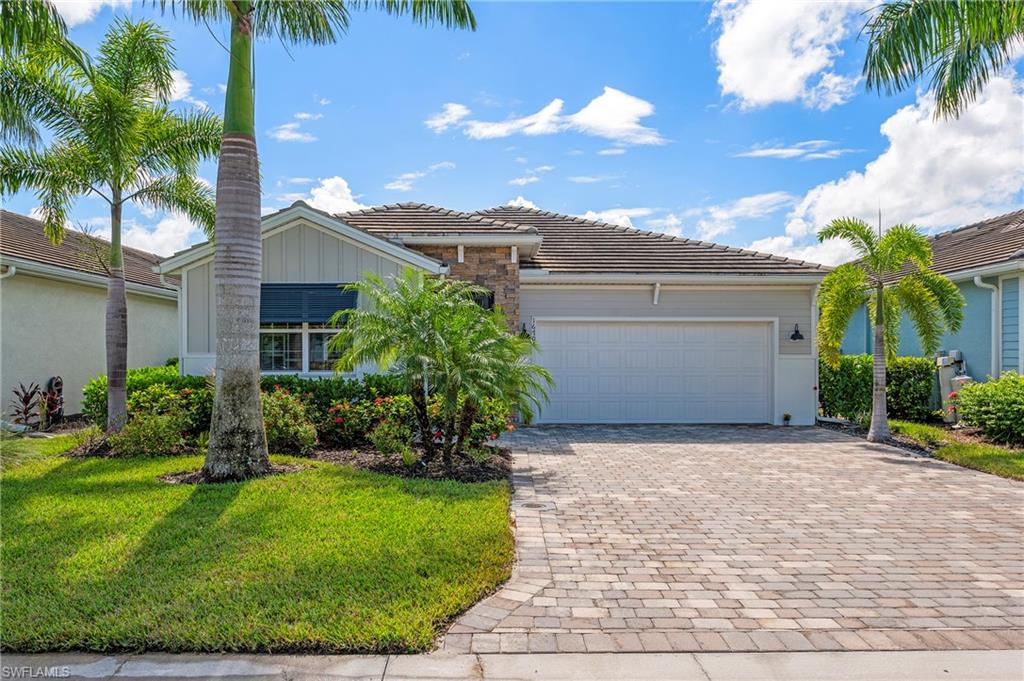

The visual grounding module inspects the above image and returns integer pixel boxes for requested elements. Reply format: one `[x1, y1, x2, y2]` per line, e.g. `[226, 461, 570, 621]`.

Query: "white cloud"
[734, 139, 858, 160]
[294, 112, 323, 121]
[711, 0, 864, 110]
[285, 177, 314, 185]
[307, 177, 368, 214]
[84, 212, 204, 257]
[268, 122, 316, 143]
[597, 147, 627, 156]
[384, 161, 456, 192]
[425, 103, 471, 132]
[645, 213, 683, 235]
[508, 176, 539, 187]
[581, 207, 654, 229]
[750, 76, 1024, 266]
[506, 196, 537, 209]
[169, 70, 208, 110]
[567, 176, 605, 184]
[688, 191, 797, 241]
[428, 87, 666, 146]
[316, 96, 331, 106]
[52, 0, 129, 27]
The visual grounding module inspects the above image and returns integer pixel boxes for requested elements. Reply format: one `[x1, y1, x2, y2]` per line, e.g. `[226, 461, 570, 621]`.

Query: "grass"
[0, 433, 78, 470]
[890, 420, 1024, 482]
[0, 437, 513, 653]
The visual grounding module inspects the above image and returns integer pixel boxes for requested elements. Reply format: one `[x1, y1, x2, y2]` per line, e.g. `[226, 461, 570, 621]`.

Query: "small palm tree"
[0, 19, 220, 432]
[153, 0, 477, 481]
[816, 218, 965, 441]
[331, 269, 551, 471]
[863, 1, 1024, 119]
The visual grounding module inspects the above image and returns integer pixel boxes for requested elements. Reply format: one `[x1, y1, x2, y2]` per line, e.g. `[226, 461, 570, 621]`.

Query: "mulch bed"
[314, 445, 512, 483]
[159, 463, 306, 485]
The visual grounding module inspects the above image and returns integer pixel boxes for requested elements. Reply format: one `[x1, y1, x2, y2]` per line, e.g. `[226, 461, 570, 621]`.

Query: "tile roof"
[477, 205, 828, 275]
[337, 202, 538, 236]
[884, 209, 1024, 282]
[0, 210, 174, 290]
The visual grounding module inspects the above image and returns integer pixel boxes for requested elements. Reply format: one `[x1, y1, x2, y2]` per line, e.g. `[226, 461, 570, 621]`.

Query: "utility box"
[936, 350, 971, 423]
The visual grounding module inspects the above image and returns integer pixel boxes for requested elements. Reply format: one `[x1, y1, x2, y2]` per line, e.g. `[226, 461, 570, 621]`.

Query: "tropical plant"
[330, 269, 551, 471]
[8, 382, 41, 429]
[261, 388, 318, 455]
[149, 0, 476, 482]
[0, 1, 67, 58]
[0, 19, 220, 432]
[863, 1, 1024, 120]
[816, 218, 965, 441]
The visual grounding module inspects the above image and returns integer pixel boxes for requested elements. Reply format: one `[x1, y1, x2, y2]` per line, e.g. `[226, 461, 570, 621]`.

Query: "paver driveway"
[443, 426, 1024, 654]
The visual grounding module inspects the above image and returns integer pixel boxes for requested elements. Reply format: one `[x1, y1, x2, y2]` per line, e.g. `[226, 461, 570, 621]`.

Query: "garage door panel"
[536, 321, 771, 424]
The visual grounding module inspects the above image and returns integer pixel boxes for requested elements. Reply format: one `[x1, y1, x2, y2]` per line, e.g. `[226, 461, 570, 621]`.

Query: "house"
[156, 202, 829, 425]
[0, 210, 179, 414]
[842, 210, 1024, 380]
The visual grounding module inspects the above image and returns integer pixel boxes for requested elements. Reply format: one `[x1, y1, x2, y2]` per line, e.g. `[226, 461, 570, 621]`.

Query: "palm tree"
[155, 1, 476, 481]
[863, 1, 1024, 119]
[331, 269, 551, 471]
[0, 19, 220, 432]
[816, 218, 965, 441]
[0, 0, 67, 57]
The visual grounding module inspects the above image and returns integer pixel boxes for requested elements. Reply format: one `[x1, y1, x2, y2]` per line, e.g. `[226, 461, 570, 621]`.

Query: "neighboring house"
[842, 210, 1024, 380]
[0, 210, 179, 415]
[156, 202, 828, 425]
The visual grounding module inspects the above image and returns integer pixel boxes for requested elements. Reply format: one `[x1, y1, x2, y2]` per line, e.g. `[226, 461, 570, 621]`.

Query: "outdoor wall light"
[790, 324, 804, 341]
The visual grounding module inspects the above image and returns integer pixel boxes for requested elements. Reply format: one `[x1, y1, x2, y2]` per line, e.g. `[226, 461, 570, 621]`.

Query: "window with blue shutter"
[260, 284, 357, 324]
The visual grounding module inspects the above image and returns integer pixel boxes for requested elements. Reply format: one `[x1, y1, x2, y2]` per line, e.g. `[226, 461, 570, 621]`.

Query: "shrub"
[466, 398, 514, 446]
[321, 395, 414, 448]
[83, 366, 206, 426]
[109, 413, 187, 457]
[955, 373, 1024, 446]
[262, 388, 317, 455]
[126, 384, 213, 439]
[368, 420, 414, 462]
[819, 355, 935, 422]
[261, 374, 405, 425]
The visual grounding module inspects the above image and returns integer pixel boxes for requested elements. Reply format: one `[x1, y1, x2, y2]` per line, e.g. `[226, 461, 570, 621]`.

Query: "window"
[474, 289, 495, 310]
[258, 284, 355, 374]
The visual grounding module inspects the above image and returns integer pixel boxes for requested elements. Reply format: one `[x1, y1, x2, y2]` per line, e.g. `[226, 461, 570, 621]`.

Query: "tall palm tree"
[863, 1, 1024, 119]
[154, 1, 476, 481]
[0, 19, 220, 432]
[816, 218, 965, 441]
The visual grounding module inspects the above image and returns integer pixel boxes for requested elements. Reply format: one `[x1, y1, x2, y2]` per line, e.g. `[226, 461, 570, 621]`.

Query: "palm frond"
[0, 0, 68, 57]
[877, 223, 932, 273]
[818, 217, 879, 266]
[96, 18, 176, 101]
[816, 263, 870, 367]
[130, 174, 216, 236]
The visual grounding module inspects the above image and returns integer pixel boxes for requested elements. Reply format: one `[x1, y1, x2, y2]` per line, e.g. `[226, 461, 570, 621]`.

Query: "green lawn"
[0, 437, 513, 653]
[890, 420, 1024, 481]
[0, 433, 78, 470]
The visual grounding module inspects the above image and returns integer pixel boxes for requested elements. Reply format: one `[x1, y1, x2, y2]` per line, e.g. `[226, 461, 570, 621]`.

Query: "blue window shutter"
[260, 284, 356, 324]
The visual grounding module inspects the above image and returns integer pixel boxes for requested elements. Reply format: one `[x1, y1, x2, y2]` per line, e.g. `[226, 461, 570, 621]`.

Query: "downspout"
[0, 265, 16, 279]
[973, 276, 998, 378]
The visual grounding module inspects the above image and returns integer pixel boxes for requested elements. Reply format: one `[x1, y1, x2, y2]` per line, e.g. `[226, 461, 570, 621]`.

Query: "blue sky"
[6, 1, 1023, 264]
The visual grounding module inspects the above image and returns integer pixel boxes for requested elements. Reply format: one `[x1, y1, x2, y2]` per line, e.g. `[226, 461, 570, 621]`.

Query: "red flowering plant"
[320, 395, 415, 447]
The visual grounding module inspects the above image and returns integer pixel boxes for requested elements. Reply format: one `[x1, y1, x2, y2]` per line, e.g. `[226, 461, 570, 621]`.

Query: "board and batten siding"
[1002, 276, 1020, 373]
[181, 221, 403, 374]
[520, 285, 814, 355]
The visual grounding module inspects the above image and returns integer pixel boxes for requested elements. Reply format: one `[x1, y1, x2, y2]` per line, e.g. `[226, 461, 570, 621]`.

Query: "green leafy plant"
[109, 413, 187, 457]
[816, 218, 963, 441]
[368, 420, 415, 463]
[83, 366, 206, 426]
[819, 355, 936, 422]
[955, 373, 1024, 446]
[331, 269, 552, 472]
[261, 388, 317, 455]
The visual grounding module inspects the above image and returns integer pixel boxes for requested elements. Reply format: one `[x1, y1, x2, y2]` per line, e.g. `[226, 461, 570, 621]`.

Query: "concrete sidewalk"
[3, 650, 1021, 680]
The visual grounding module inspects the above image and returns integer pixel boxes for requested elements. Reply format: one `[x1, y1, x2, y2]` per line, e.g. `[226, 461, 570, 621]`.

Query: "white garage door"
[535, 320, 772, 424]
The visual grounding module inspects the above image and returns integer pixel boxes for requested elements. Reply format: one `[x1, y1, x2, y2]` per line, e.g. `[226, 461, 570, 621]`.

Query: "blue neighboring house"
[842, 209, 1024, 381]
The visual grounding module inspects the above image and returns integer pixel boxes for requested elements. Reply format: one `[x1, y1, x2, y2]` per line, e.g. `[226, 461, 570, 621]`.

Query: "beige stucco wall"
[0, 272, 178, 414]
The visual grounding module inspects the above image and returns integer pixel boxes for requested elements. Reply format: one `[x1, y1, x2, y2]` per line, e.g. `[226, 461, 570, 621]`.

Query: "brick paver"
[444, 426, 1024, 653]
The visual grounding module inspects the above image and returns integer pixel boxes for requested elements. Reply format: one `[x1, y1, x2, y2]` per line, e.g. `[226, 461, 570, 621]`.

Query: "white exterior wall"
[521, 284, 819, 425]
[0, 272, 178, 414]
[180, 220, 405, 376]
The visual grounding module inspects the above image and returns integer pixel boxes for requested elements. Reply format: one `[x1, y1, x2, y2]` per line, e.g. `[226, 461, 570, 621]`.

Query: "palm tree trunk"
[867, 284, 891, 442]
[204, 2, 269, 481]
[411, 381, 436, 461]
[105, 199, 128, 432]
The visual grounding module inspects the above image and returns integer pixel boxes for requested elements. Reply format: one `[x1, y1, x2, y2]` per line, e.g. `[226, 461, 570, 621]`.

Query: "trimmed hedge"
[819, 355, 935, 422]
[83, 367, 404, 428]
[955, 372, 1024, 446]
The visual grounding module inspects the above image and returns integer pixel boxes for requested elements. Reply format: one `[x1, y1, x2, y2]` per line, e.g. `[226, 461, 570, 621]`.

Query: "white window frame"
[259, 322, 345, 376]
